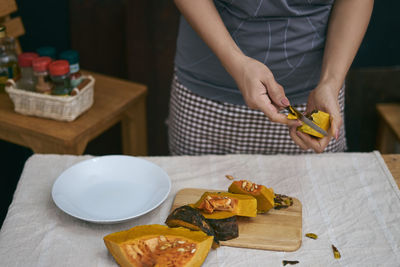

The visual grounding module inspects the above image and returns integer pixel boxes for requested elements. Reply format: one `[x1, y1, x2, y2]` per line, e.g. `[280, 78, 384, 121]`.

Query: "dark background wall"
[1, 0, 399, 227]
[344, 1, 400, 152]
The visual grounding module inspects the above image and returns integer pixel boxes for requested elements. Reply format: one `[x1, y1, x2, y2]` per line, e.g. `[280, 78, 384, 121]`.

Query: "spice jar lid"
[59, 50, 80, 64]
[18, 52, 39, 67]
[36, 46, 57, 59]
[49, 60, 70, 76]
[32, 57, 52, 72]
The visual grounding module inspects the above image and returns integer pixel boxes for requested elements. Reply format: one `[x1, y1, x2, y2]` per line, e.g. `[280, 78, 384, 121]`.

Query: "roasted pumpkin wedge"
[193, 191, 257, 217]
[206, 216, 238, 241]
[104, 224, 213, 267]
[165, 205, 219, 247]
[287, 109, 330, 138]
[228, 180, 275, 213]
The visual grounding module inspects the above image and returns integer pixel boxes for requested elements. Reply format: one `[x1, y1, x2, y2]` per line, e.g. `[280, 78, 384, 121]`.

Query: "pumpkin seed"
[305, 233, 318, 239]
[282, 260, 299, 266]
[242, 181, 247, 189]
[225, 175, 234, 180]
[332, 245, 341, 259]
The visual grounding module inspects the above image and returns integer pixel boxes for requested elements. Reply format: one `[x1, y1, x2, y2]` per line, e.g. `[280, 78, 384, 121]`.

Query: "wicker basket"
[5, 75, 95, 122]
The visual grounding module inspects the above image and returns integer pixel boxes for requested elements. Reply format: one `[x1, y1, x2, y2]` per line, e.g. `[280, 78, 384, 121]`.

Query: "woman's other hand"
[289, 0, 373, 153]
[289, 83, 342, 153]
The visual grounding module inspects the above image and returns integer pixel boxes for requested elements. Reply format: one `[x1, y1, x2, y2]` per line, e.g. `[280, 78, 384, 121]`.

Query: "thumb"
[329, 112, 342, 140]
[265, 81, 290, 108]
[257, 94, 291, 124]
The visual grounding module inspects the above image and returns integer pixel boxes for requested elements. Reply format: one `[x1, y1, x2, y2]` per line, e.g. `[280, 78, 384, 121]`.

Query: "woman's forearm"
[319, 0, 374, 91]
[173, 0, 244, 77]
[174, 0, 290, 122]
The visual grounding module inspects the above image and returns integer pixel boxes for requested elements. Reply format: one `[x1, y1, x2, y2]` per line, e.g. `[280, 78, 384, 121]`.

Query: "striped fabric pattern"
[167, 76, 347, 155]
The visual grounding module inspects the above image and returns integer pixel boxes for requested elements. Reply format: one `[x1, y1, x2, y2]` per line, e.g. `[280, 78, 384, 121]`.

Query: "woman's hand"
[289, 0, 373, 153]
[231, 55, 290, 124]
[289, 83, 342, 153]
[174, 0, 290, 124]
[288, 0, 373, 153]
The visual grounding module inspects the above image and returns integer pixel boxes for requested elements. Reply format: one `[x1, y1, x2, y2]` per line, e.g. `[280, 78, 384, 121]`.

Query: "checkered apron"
[167, 76, 347, 155]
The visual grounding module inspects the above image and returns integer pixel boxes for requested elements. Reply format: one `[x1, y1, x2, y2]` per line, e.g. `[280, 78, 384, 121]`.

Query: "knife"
[286, 106, 328, 137]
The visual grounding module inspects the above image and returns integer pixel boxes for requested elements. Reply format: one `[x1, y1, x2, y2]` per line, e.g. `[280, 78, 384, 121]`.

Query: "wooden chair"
[0, 0, 24, 54]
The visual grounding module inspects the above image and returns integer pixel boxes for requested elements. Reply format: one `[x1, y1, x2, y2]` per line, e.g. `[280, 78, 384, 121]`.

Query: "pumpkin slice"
[228, 180, 275, 213]
[206, 216, 239, 241]
[104, 224, 213, 267]
[193, 191, 257, 217]
[287, 109, 330, 138]
[165, 205, 220, 247]
[180, 204, 239, 242]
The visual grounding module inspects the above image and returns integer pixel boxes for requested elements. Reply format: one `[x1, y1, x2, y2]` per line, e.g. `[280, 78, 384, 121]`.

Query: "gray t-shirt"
[174, 0, 334, 105]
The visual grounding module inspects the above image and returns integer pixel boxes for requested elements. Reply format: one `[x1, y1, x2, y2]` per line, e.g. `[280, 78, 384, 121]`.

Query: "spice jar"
[17, 52, 39, 91]
[0, 25, 19, 93]
[48, 60, 71, 96]
[59, 50, 82, 88]
[32, 56, 53, 94]
[36, 46, 56, 59]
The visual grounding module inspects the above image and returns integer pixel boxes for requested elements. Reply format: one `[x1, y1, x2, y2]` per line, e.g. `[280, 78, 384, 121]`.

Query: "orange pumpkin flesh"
[104, 225, 213, 267]
[287, 109, 330, 138]
[228, 180, 275, 213]
[193, 191, 257, 218]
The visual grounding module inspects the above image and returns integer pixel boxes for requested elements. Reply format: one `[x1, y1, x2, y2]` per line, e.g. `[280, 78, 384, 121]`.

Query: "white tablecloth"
[0, 152, 399, 267]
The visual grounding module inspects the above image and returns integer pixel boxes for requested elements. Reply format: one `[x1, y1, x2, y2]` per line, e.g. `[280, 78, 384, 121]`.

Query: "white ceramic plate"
[52, 155, 171, 224]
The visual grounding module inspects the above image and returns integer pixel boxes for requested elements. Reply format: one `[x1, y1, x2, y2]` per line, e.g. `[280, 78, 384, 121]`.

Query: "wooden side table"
[0, 70, 147, 155]
[382, 154, 400, 188]
[376, 103, 400, 154]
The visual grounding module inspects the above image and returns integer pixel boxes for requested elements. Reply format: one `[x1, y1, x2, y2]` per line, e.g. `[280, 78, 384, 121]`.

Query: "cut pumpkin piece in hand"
[287, 109, 330, 138]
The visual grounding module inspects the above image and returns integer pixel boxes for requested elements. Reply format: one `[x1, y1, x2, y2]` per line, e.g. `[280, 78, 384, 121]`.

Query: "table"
[0, 70, 147, 155]
[0, 152, 399, 266]
[383, 154, 400, 187]
[376, 103, 400, 154]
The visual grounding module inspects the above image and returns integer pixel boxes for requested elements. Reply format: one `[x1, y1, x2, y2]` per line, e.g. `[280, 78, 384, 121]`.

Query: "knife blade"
[286, 106, 328, 137]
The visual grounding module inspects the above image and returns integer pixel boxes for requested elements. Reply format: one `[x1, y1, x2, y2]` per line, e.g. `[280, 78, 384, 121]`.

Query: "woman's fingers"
[270, 83, 290, 107]
[329, 111, 343, 140]
[288, 116, 332, 153]
[262, 77, 290, 108]
[296, 130, 332, 153]
[258, 81, 291, 124]
[288, 121, 310, 150]
[257, 94, 290, 124]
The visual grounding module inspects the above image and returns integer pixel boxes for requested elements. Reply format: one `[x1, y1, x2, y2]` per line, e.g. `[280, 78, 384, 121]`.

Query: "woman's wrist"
[316, 75, 343, 95]
[219, 47, 247, 78]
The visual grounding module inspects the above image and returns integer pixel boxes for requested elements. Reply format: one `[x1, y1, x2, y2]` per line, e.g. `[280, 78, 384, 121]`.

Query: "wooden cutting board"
[171, 188, 302, 252]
